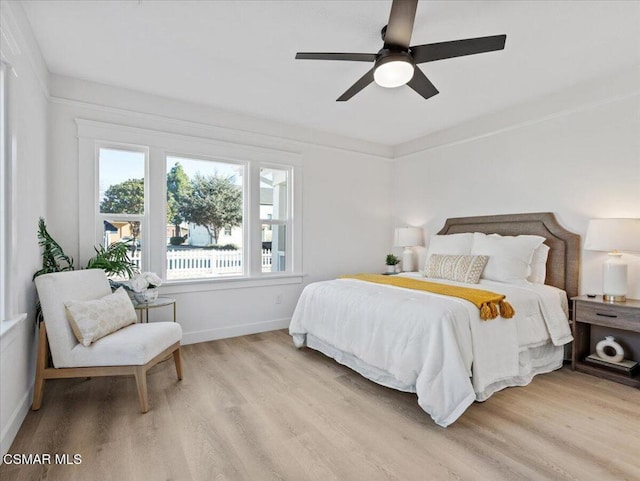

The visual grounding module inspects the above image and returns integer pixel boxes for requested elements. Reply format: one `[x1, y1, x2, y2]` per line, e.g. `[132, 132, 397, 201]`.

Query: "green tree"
[166, 162, 190, 238]
[100, 178, 144, 214]
[182, 173, 242, 244]
[100, 178, 144, 252]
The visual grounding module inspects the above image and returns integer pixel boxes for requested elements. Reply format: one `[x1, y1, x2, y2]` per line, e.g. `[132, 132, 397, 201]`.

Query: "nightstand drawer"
[575, 302, 640, 331]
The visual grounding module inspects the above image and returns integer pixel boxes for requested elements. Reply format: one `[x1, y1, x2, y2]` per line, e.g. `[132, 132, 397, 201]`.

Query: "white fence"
[131, 249, 273, 278]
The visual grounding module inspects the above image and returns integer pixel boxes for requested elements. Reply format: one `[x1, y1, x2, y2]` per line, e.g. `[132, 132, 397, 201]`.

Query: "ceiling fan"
[295, 0, 506, 101]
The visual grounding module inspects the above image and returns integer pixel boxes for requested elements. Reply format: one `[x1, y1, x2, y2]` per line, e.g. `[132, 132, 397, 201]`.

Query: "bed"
[289, 212, 580, 427]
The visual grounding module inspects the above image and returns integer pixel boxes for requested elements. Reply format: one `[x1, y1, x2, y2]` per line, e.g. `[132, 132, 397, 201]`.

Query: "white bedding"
[288, 274, 572, 427]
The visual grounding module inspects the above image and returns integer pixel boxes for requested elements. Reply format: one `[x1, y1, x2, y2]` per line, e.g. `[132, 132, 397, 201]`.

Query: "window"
[165, 155, 244, 280]
[260, 167, 291, 273]
[97, 147, 148, 274]
[78, 120, 302, 288]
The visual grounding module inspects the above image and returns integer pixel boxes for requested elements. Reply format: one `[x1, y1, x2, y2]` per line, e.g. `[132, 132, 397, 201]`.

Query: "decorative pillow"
[471, 233, 545, 283]
[425, 233, 474, 261]
[65, 287, 137, 347]
[528, 243, 550, 284]
[424, 254, 489, 284]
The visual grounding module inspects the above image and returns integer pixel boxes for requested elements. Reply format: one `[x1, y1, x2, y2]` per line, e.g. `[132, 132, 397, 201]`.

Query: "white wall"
[392, 69, 640, 299]
[0, 1, 49, 457]
[47, 75, 393, 344]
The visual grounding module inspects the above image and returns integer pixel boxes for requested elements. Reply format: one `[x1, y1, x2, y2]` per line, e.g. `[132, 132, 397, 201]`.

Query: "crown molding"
[75, 118, 303, 165]
[0, 1, 49, 97]
[393, 66, 640, 159]
[50, 75, 394, 160]
[51, 67, 640, 163]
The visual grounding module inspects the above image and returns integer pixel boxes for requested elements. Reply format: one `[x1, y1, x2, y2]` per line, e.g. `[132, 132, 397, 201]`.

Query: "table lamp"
[395, 227, 423, 272]
[584, 218, 640, 302]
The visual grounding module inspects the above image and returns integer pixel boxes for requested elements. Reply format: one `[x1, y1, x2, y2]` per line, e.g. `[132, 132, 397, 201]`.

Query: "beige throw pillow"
[65, 287, 137, 347]
[424, 254, 489, 284]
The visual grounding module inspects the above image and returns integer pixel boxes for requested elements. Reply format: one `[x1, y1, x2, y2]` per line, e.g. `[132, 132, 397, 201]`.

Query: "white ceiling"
[21, 0, 640, 146]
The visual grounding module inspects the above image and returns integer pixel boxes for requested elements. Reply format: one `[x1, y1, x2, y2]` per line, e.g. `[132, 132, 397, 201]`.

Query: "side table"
[134, 297, 176, 323]
[571, 295, 640, 388]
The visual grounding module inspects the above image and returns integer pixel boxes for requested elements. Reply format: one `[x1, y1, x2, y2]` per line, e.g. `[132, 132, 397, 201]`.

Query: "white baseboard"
[181, 318, 291, 345]
[1, 385, 33, 458]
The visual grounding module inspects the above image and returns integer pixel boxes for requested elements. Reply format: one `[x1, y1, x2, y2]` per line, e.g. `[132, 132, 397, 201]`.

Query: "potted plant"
[34, 218, 138, 280]
[385, 254, 400, 274]
[33, 218, 75, 279]
[33, 218, 139, 323]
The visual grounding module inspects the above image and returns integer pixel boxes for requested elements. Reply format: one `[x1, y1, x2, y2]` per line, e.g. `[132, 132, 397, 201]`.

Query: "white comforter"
[289, 274, 572, 427]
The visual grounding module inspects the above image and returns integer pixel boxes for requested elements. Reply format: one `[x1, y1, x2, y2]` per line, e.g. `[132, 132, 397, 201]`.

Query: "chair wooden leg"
[173, 348, 183, 381]
[134, 366, 149, 413]
[32, 323, 49, 410]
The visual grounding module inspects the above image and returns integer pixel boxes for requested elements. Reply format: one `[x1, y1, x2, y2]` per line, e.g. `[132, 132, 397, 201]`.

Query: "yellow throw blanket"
[340, 274, 515, 320]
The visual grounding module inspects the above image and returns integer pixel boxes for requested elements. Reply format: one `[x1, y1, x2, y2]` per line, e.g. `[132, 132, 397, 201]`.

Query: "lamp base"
[603, 294, 626, 303]
[402, 247, 414, 272]
[602, 253, 627, 304]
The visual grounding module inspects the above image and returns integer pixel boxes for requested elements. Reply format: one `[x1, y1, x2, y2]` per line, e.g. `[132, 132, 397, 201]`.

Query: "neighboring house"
[103, 220, 136, 247]
[187, 223, 243, 247]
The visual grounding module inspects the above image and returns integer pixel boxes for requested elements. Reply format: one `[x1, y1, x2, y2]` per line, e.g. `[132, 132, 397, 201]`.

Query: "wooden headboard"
[437, 212, 580, 299]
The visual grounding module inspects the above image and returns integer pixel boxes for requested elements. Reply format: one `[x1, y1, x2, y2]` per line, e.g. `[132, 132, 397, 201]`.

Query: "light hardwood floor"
[2, 329, 639, 481]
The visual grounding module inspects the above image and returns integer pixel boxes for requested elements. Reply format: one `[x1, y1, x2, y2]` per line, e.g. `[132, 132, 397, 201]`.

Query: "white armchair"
[33, 269, 183, 412]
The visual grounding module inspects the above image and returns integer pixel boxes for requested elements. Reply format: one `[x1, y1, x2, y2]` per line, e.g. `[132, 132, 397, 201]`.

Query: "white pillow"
[425, 233, 474, 260]
[424, 254, 489, 284]
[471, 233, 545, 284]
[528, 243, 550, 284]
[65, 287, 137, 347]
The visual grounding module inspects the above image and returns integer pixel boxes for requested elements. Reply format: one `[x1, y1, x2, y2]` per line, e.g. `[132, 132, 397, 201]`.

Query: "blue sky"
[98, 148, 243, 198]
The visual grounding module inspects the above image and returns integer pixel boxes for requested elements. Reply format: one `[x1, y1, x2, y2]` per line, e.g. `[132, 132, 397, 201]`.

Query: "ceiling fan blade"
[411, 35, 506, 64]
[384, 0, 418, 49]
[295, 52, 377, 62]
[336, 68, 375, 102]
[406, 67, 439, 100]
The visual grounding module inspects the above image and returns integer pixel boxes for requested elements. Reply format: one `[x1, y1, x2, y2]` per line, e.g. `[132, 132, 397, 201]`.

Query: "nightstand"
[571, 296, 640, 388]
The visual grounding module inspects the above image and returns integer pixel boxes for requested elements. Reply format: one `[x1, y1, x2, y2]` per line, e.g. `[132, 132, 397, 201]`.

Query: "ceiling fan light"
[374, 59, 414, 88]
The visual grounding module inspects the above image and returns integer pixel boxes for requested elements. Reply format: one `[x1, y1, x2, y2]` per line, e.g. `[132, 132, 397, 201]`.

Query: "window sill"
[1, 313, 28, 349]
[159, 273, 306, 295]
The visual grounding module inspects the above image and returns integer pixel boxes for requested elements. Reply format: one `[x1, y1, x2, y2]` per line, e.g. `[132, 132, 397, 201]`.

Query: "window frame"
[257, 163, 294, 275]
[163, 151, 249, 280]
[95, 143, 150, 273]
[77, 119, 303, 291]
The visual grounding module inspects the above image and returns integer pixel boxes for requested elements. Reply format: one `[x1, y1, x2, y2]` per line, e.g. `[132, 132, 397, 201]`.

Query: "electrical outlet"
[275, 294, 283, 304]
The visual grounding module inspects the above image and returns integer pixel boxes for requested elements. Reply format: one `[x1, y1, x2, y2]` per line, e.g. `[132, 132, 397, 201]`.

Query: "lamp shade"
[584, 219, 640, 253]
[395, 227, 423, 247]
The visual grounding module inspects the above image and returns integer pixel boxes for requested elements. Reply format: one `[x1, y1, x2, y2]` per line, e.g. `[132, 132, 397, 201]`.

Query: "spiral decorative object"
[596, 336, 625, 363]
